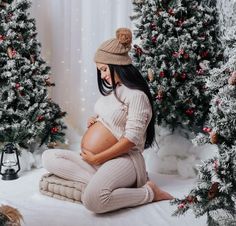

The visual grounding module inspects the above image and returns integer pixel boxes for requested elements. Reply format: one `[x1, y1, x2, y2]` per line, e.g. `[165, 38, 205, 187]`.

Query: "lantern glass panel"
[1, 152, 18, 170]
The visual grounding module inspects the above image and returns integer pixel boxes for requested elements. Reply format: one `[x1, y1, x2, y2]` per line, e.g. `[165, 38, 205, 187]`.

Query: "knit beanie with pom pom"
[94, 28, 132, 65]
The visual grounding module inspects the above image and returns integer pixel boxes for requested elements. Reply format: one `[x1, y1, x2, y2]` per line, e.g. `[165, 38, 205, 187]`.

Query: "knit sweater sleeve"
[123, 91, 152, 146]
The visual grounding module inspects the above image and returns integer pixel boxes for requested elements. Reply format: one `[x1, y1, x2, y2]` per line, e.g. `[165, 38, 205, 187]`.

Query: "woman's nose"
[101, 72, 106, 79]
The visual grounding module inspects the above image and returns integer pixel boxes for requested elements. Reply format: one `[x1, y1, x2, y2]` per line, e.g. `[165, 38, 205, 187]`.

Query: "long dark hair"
[97, 64, 155, 149]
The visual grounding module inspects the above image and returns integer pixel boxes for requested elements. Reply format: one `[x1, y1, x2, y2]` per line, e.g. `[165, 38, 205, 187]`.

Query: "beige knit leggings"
[42, 149, 154, 213]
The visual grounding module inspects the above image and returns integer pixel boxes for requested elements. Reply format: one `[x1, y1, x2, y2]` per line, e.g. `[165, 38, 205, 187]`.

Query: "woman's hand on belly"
[80, 150, 99, 165]
[87, 116, 98, 128]
[81, 137, 135, 165]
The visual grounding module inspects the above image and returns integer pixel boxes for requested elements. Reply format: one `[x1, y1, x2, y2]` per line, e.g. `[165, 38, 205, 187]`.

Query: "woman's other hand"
[87, 116, 97, 128]
[81, 150, 100, 165]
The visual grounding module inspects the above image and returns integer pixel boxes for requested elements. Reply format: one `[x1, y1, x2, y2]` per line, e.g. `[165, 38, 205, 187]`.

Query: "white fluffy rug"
[0, 168, 207, 226]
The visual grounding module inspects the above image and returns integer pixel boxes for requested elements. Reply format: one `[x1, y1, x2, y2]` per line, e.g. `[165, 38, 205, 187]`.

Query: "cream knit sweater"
[94, 84, 152, 187]
[94, 84, 152, 150]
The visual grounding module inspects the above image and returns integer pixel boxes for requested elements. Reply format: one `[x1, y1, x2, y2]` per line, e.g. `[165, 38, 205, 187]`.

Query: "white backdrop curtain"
[30, 0, 132, 146]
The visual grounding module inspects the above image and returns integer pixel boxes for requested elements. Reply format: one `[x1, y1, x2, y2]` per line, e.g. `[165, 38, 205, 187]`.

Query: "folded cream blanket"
[39, 173, 86, 203]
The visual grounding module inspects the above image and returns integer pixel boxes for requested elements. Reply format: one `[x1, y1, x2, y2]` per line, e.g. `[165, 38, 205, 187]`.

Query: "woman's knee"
[41, 149, 59, 170]
[42, 149, 51, 167]
[82, 185, 111, 213]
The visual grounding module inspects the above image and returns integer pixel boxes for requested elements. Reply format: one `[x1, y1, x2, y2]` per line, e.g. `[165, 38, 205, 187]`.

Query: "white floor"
[0, 168, 207, 226]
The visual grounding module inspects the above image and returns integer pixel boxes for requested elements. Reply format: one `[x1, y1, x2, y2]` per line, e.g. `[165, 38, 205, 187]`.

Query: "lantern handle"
[0, 151, 3, 175]
[15, 152, 21, 173]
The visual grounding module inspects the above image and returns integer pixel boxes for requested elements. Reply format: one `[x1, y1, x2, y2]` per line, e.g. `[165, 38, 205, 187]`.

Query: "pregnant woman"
[42, 28, 173, 213]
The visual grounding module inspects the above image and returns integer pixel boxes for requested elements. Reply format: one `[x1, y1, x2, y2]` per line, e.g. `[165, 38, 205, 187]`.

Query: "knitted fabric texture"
[94, 28, 132, 65]
[39, 173, 86, 203]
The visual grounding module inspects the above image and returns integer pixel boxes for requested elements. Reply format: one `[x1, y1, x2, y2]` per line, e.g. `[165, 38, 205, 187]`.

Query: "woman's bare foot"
[147, 181, 174, 202]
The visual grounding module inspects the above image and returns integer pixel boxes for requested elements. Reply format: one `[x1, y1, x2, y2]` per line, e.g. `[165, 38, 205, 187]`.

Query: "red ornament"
[137, 48, 143, 55]
[51, 127, 59, 134]
[15, 83, 20, 89]
[178, 202, 185, 209]
[183, 53, 189, 59]
[134, 45, 143, 56]
[185, 108, 194, 115]
[168, 8, 174, 15]
[159, 71, 165, 78]
[177, 19, 184, 27]
[197, 69, 204, 75]
[37, 115, 44, 122]
[181, 72, 187, 80]
[150, 23, 156, 30]
[20, 91, 25, 96]
[0, 35, 5, 42]
[172, 52, 179, 58]
[203, 127, 212, 133]
[200, 51, 209, 58]
[151, 36, 157, 43]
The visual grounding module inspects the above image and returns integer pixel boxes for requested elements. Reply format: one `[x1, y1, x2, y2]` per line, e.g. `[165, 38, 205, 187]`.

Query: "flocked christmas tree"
[171, 1, 236, 225]
[171, 60, 236, 226]
[0, 0, 67, 152]
[131, 0, 223, 132]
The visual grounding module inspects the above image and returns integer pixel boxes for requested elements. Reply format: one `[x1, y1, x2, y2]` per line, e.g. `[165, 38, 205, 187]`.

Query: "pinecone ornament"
[30, 54, 35, 63]
[147, 68, 154, 82]
[156, 89, 164, 100]
[157, 89, 164, 97]
[47, 142, 57, 148]
[228, 71, 236, 85]
[7, 47, 13, 58]
[210, 131, 218, 144]
[208, 182, 219, 200]
[7, 47, 16, 58]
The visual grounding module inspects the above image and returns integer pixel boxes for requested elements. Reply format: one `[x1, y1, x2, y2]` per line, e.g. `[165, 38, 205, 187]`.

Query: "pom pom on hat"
[116, 28, 132, 48]
[94, 27, 132, 65]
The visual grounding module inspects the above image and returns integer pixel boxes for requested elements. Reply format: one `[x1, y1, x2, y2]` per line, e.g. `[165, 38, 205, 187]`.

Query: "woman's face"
[96, 63, 120, 85]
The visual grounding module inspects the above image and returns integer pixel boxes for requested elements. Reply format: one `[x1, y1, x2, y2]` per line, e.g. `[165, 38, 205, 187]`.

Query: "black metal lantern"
[0, 143, 21, 180]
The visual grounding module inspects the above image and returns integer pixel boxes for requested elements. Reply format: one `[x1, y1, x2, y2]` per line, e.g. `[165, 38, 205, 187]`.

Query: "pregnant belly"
[81, 121, 118, 154]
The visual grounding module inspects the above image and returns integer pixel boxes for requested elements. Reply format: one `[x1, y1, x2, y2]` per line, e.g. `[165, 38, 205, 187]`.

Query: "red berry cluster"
[51, 127, 59, 134]
[133, 44, 143, 56]
[185, 108, 194, 115]
[37, 115, 45, 122]
[203, 127, 212, 133]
